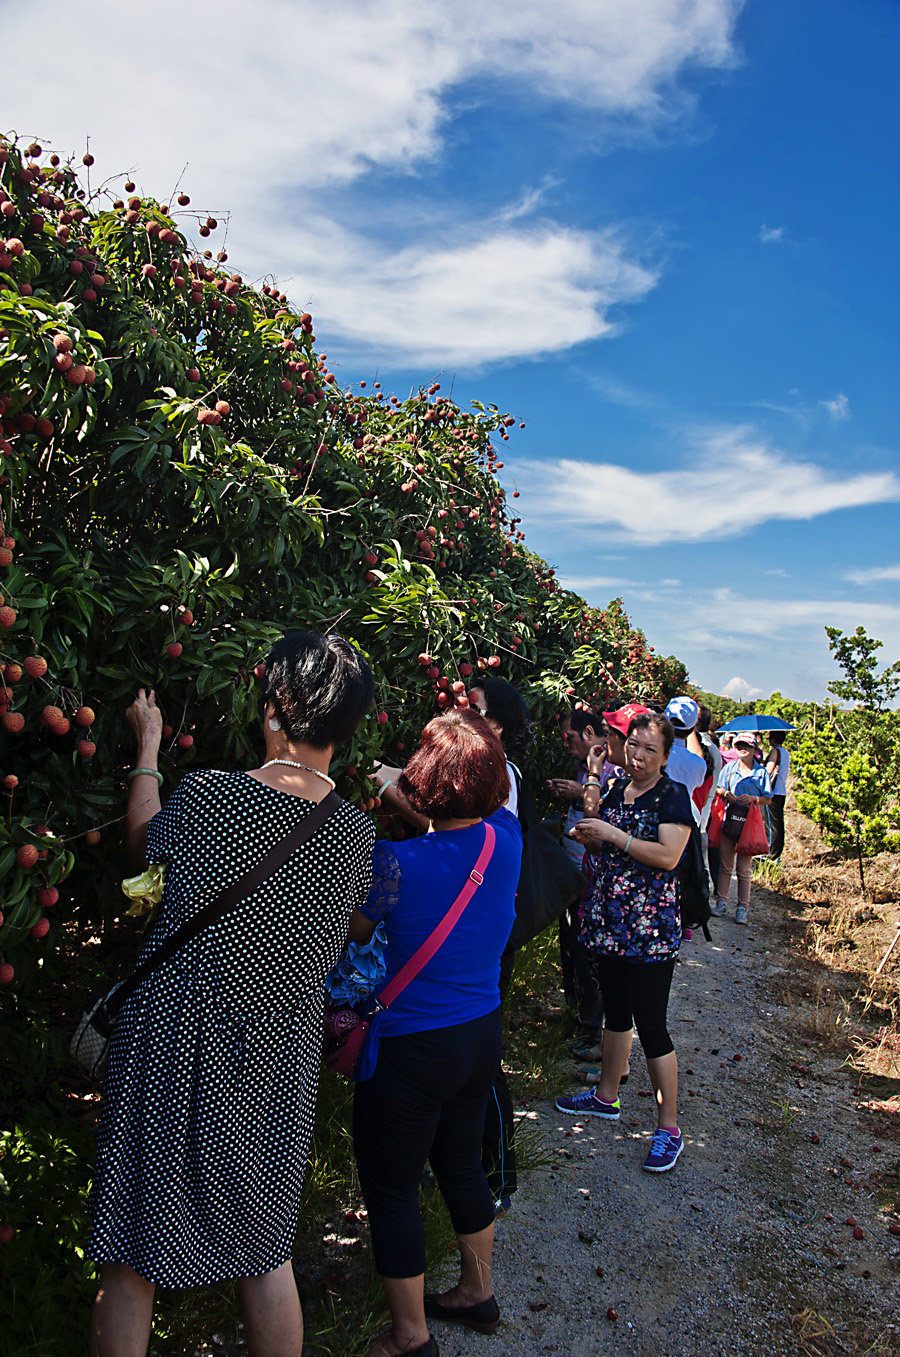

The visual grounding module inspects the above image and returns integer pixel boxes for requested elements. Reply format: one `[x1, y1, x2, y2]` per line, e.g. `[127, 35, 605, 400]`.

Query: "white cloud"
[557, 574, 633, 593]
[512, 425, 900, 543]
[722, 676, 766, 700]
[615, 586, 900, 700]
[8, 0, 743, 196]
[846, 563, 900, 586]
[3, 0, 742, 367]
[821, 392, 850, 420]
[701, 592, 900, 643]
[274, 218, 657, 367]
[759, 225, 784, 243]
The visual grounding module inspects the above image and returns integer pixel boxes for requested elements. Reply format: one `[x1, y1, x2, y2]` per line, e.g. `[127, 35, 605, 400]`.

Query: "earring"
[268, 716, 282, 732]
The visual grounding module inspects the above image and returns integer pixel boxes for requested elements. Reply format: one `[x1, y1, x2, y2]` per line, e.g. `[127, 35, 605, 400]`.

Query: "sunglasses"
[734, 741, 757, 751]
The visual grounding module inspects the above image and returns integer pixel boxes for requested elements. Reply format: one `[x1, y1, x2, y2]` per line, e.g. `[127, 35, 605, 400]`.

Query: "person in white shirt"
[695, 706, 723, 885]
[662, 697, 707, 823]
[765, 732, 790, 859]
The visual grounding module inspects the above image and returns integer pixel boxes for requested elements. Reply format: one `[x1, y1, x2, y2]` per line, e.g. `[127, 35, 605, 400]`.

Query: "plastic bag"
[707, 792, 726, 848]
[737, 801, 769, 857]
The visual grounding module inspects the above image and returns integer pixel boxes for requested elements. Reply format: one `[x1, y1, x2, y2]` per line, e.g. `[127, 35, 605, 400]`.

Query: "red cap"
[602, 703, 651, 736]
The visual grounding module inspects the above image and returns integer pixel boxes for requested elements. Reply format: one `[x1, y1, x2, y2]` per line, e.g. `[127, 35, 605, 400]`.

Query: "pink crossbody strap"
[377, 821, 496, 1010]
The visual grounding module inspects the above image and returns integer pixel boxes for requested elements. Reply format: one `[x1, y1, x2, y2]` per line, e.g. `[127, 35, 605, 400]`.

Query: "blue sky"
[5, 0, 898, 700]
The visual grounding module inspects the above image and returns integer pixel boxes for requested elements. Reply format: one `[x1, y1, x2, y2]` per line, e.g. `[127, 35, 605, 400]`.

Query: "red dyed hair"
[399, 709, 509, 821]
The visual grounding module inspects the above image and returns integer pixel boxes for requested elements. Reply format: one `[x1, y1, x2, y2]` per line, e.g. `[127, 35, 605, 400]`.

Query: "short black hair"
[697, 705, 712, 733]
[564, 708, 602, 736]
[628, 712, 675, 756]
[262, 631, 373, 749]
[769, 730, 787, 746]
[477, 676, 533, 752]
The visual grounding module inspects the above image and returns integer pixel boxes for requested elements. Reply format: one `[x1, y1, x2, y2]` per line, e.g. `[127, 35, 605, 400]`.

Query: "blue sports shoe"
[642, 1128, 684, 1172]
[555, 1088, 620, 1119]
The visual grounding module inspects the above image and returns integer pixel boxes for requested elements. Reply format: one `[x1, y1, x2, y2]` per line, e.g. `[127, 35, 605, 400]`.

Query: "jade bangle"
[129, 767, 163, 786]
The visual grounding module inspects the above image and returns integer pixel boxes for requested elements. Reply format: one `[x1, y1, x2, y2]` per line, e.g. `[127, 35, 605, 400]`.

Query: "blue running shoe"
[642, 1128, 684, 1172]
[555, 1088, 620, 1119]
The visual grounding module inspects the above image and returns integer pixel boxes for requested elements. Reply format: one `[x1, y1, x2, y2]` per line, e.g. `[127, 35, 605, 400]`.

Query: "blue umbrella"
[716, 714, 796, 733]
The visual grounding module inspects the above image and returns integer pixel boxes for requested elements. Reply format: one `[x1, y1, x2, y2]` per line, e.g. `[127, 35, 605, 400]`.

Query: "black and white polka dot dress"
[87, 770, 375, 1288]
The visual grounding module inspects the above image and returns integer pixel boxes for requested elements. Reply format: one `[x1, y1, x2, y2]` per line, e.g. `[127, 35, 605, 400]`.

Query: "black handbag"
[505, 768, 585, 951]
[70, 790, 341, 1079]
[721, 802, 749, 840]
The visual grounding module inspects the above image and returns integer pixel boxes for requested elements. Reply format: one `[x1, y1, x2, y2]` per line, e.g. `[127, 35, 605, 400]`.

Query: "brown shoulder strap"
[109, 790, 341, 1014]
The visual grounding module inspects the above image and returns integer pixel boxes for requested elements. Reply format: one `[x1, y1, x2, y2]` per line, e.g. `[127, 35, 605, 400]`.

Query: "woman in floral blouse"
[554, 712, 693, 1174]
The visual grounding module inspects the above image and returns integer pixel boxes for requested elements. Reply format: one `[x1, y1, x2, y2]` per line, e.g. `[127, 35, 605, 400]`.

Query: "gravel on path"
[431, 885, 900, 1356]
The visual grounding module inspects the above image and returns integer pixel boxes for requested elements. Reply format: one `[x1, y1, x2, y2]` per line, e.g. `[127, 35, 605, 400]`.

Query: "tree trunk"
[855, 831, 867, 898]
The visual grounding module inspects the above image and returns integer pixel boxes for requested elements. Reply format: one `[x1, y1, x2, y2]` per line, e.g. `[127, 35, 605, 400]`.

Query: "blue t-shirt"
[717, 760, 773, 800]
[354, 806, 522, 1079]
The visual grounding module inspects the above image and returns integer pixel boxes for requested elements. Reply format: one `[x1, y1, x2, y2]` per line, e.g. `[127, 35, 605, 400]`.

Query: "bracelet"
[623, 833, 633, 854]
[583, 778, 602, 788]
[128, 767, 163, 785]
[379, 778, 394, 793]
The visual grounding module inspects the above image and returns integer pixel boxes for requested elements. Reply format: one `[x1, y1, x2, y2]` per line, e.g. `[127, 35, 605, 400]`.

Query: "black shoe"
[423, 1294, 500, 1335]
[406, 1340, 439, 1357]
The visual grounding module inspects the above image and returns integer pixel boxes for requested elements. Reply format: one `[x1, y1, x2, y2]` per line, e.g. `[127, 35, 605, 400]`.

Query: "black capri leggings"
[353, 1008, 501, 1278]
[593, 955, 676, 1060]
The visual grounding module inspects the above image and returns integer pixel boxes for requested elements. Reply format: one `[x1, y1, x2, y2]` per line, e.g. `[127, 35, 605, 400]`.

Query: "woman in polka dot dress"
[88, 632, 376, 1357]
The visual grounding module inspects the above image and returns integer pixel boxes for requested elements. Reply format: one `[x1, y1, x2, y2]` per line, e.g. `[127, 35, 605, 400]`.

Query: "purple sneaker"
[642, 1128, 684, 1172]
[555, 1088, 620, 1119]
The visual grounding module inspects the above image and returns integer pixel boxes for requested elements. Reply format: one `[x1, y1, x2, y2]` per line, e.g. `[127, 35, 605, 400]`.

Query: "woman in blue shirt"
[350, 710, 522, 1357]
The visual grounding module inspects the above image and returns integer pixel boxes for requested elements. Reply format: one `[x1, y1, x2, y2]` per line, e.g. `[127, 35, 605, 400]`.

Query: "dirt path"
[433, 884, 900, 1356]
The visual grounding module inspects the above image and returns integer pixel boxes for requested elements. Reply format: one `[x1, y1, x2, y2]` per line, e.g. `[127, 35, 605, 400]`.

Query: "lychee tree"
[0, 132, 687, 1007]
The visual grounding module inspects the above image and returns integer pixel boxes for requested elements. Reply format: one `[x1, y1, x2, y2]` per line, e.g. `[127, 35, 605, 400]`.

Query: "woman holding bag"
[711, 732, 773, 924]
[349, 709, 522, 1357]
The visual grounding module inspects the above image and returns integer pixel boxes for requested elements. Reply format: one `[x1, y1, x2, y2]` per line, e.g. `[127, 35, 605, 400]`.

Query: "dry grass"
[791, 1306, 899, 1357]
[766, 796, 900, 1053]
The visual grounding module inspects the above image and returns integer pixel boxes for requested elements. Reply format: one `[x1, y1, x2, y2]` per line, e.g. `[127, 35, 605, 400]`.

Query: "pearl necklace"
[261, 758, 336, 790]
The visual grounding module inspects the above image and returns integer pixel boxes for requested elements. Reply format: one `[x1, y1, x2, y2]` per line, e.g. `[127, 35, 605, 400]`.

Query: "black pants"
[354, 1009, 501, 1278]
[707, 840, 721, 889]
[593, 956, 676, 1060]
[768, 794, 786, 859]
[559, 893, 604, 1033]
[481, 947, 517, 1200]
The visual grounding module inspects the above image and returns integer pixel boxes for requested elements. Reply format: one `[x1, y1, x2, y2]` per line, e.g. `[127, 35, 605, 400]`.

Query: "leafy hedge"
[0, 132, 687, 1008]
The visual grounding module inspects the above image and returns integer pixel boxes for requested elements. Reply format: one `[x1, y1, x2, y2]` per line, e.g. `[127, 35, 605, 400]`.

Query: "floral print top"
[580, 773, 694, 962]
